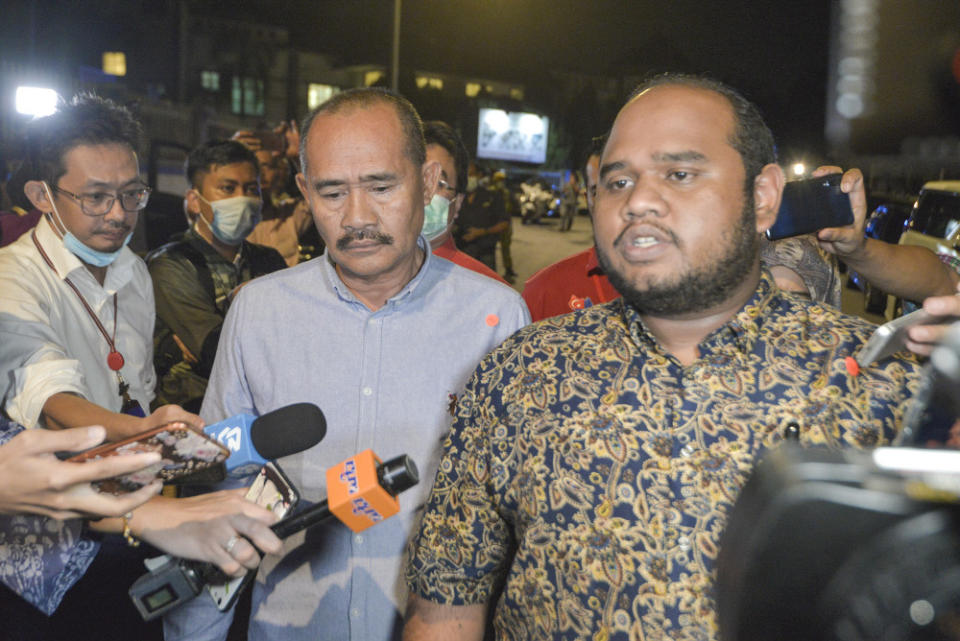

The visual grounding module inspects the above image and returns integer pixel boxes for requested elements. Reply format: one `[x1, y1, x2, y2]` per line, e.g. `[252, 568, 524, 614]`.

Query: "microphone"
[128, 450, 419, 620]
[179, 403, 327, 482]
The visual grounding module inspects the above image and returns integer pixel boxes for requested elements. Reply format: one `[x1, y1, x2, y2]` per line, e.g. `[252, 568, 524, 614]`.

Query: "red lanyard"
[31, 230, 126, 371]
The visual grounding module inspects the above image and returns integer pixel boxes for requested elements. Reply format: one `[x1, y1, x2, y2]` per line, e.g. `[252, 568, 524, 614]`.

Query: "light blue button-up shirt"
[164, 239, 530, 641]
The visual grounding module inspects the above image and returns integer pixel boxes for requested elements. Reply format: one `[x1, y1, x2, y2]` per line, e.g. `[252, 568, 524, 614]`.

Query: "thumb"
[23, 425, 107, 455]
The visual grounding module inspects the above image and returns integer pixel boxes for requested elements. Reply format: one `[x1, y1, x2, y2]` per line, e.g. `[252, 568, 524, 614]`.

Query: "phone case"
[766, 174, 854, 240]
[206, 462, 299, 611]
[854, 308, 941, 367]
[67, 422, 229, 495]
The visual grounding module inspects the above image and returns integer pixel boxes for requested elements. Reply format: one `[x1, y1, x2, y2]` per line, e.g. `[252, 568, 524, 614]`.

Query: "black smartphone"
[205, 462, 299, 611]
[766, 174, 854, 240]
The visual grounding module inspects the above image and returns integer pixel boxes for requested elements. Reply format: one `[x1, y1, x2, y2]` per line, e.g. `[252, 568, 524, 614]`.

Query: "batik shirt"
[405, 271, 921, 641]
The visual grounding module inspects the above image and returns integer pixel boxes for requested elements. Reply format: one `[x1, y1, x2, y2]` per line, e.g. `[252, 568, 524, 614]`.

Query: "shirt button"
[362, 387, 373, 396]
[351, 608, 360, 618]
[678, 536, 690, 550]
[354, 534, 363, 544]
[680, 444, 694, 458]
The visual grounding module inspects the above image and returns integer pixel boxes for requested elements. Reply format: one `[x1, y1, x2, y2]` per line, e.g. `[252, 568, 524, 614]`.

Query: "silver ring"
[224, 534, 240, 555]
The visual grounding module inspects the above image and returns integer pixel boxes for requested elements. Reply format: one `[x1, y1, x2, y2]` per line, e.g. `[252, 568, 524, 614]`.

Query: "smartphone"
[67, 422, 229, 495]
[254, 129, 285, 152]
[766, 174, 854, 240]
[206, 462, 299, 611]
[854, 308, 948, 367]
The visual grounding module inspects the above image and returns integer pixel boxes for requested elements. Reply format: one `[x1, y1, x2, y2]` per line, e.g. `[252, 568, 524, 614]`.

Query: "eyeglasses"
[437, 179, 458, 197]
[51, 184, 152, 216]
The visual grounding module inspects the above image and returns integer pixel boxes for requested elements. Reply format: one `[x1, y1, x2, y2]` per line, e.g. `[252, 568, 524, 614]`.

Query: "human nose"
[623, 175, 667, 220]
[102, 194, 129, 223]
[341, 190, 378, 231]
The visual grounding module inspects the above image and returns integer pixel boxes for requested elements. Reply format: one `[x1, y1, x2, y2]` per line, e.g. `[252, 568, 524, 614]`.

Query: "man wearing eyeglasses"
[0, 94, 284, 641]
[147, 140, 286, 412]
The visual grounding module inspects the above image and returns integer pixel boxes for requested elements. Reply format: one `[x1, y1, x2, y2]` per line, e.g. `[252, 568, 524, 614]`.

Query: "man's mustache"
[336, 229, 394, 250]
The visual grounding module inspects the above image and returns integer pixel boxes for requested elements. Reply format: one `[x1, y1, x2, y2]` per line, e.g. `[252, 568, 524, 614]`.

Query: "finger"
[232, 514, 283, 555]
[61, 480, 163, 518]
[811, 165, 842, 178]
[908, 323, 950, 346]
[227, 537, 262, 571]
[16, 425, 109, 456]
[923, 294, 960, 317]
[64, 451, 163, 487]
[904, 337, 935, 357]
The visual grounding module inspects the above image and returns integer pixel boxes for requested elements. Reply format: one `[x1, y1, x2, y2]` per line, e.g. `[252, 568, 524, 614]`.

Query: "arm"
[814, 166, 960, 301]
[0, 423, 162, 519]
[42, 392, 202, 440]
[403, 595, 487, 641]
[89, 489, 283, 577]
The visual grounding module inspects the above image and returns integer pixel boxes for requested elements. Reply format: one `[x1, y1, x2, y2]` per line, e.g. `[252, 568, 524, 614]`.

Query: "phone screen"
[766, 174, 854, 240]
[206, 462, 299, 611]
[67, 422, 229, 495]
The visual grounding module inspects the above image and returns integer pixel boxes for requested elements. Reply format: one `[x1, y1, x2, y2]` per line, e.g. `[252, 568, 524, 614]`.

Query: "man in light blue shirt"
[163, 88, 530, 641]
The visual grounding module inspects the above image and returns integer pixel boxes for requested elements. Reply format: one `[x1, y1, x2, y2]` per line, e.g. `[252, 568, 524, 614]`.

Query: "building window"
[307, 83, 339, 109]
[364, 71, 384, 87]
[465, 82, 482, 98]
[102, 52, 126, 76]
[201, 71, 220, 91]
[509, 87, 524, 100]
[232, 76, 264, 116]
[415, 76, 443, 90]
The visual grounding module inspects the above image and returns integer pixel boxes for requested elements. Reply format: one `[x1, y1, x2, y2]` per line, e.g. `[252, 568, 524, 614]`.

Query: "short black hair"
[423, 121, 469, 194]
[298, 87, 425, 173]
[185, 139, 259, 188]
[582, 133, 607, 174]
[625, 73, 777, 188]
[26, 93, 143, 187]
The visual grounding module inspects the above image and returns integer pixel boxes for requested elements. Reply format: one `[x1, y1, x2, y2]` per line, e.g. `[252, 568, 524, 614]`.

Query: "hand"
[130, 491, 284, 577]
[813, 166, 868, 258]
[279, 120, 300, 159]
[904, 285, 960, 357]
[141, 404, 204, 433]
[172, 334, 199, 366]
[461, 226, 486, 242]
[231, 129, 262, 152]
[0, 425, 162, 519]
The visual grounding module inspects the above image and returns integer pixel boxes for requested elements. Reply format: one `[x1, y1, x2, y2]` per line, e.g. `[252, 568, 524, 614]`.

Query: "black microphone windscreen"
[250, 403, 327, 460]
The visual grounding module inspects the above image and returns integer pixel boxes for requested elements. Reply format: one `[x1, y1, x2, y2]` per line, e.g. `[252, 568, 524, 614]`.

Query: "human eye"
[603, 177, 632, 192]
[82, 192, 113, 208]
[666, 169, 697, 183]
[369, 182, 396, 195]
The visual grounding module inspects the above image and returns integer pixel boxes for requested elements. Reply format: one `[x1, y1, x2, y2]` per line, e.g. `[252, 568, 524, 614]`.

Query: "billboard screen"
[477, 108, 549, 164]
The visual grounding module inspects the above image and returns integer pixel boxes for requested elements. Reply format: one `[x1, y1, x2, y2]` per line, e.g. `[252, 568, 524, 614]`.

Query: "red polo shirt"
[433, 235, 509, 285]
[522, 246, 620, 321]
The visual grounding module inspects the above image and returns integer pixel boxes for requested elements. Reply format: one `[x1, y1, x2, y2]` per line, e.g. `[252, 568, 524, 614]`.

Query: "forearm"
[42, 392, 139, 440]
[488, 221, 509, 236]
[402, 595, 487, 641]
[843, 238, 959, 301]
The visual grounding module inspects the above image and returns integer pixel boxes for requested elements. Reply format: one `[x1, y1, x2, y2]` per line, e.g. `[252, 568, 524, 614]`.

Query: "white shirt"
[0, 217, 155, 428]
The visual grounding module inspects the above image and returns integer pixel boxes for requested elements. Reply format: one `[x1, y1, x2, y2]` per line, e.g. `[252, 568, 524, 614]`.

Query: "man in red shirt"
[422, 121, 508, 285]
[523, 136, 620, 320]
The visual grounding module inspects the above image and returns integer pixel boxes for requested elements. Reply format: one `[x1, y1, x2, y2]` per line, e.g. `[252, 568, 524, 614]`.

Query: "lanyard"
[31, 230, 143, 414]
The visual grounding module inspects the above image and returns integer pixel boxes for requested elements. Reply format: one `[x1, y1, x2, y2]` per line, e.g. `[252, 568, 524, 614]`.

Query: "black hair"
[298, 87, 425, 172]
[625, 73, 777, 187]
[26, 93, 143, 187]
[582, 133, 608, 174]
[423, 121, 469, 194]
[184, 139, 259, 188]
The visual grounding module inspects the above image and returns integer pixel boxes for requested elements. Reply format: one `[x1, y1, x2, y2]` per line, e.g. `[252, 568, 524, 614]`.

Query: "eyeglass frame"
[49, 183, 153, 217]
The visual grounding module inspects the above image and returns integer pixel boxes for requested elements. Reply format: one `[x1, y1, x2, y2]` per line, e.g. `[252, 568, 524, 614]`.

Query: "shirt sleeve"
[199, 286, 257, 424]
[149, 253, 223, 376]
[0, 268, 89, 428]
[404, 354, 515, 605]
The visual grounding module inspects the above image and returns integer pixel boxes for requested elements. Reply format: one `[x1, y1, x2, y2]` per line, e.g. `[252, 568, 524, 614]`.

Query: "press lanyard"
[31, 230, 145, 416]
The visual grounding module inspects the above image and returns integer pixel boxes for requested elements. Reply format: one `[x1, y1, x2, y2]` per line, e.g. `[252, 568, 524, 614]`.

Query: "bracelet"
[121, 511, 140, 547]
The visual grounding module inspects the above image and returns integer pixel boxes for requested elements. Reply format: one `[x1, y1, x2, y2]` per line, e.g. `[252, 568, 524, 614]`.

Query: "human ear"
[23, 180, 52, 213]
[183, 188, 204, 217]
[753, 163, 785, 234]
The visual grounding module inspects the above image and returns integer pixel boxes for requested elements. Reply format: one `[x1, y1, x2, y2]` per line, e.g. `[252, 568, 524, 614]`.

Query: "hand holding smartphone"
[766, 174, 855, 241]
[67, 422, 229, 495]
[854, 308, 953, 367]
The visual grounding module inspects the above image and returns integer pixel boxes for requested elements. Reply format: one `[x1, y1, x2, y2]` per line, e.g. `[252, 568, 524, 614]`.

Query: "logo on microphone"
[340, 460, 359, 494]
[350, 497, 383, 522]
[216, 426, 243, 452]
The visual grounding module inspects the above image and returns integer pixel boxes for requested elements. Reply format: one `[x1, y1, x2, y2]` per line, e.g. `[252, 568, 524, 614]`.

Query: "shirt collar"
[321, 235, 435, 311]
[35, 216, 136, 294]
[623, 269, 782, 358]
[584, 246, 605, 276]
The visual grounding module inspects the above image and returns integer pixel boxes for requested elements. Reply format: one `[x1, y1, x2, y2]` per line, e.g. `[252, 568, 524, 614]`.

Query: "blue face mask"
[196, 194, 262, 245]
[422, 194, 450, 241]
[44, 183, 130, 267]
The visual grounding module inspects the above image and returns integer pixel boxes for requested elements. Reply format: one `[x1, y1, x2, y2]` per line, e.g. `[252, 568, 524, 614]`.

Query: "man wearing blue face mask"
[147, 140, 286, 411]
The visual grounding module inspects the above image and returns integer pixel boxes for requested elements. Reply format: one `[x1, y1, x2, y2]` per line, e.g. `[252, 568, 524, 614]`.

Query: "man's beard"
[597, 193, 760, 317]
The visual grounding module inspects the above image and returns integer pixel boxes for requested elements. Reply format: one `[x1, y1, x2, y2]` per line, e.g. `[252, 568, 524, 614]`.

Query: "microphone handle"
[270, 499, 331, 540]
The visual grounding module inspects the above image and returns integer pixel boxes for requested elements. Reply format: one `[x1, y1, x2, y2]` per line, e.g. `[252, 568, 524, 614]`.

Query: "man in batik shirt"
[402, 73, 922, 641]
